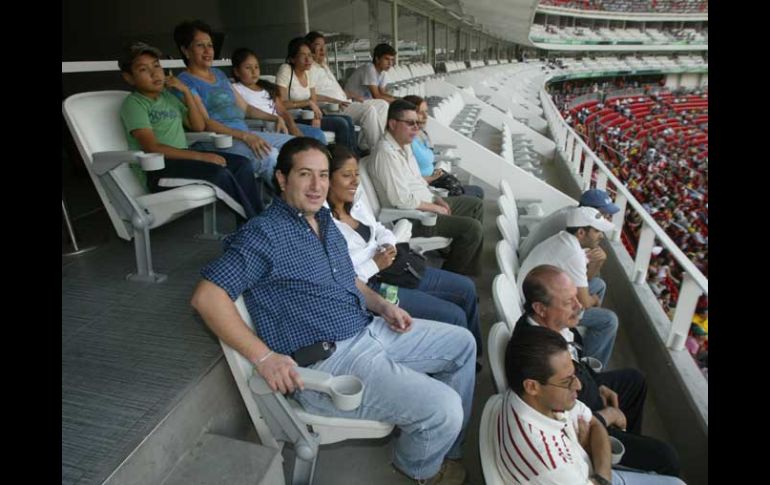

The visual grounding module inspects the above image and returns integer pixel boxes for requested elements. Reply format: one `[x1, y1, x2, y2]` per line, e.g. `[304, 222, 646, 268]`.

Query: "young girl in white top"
[230, 47, 327, 145]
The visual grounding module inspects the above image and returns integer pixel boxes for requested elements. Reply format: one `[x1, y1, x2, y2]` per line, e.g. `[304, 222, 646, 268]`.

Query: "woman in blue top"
[173, 20, 294, 188]
[403, 95, 484, 199]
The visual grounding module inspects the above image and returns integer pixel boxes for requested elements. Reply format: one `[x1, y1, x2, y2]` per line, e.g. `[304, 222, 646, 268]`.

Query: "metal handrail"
[540, 78, 707, 351]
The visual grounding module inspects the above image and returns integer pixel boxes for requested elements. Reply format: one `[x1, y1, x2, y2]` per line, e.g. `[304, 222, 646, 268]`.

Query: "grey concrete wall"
[62, 0, 306, 97]
[549, 152, 708, 485]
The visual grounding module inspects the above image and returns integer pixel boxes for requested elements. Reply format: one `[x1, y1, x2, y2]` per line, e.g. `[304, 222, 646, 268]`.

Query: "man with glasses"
[507, 265, 682, 478]
[497, 324, 685, 485]
[369, 100, 484, 276]
[517, 206, 619, 368]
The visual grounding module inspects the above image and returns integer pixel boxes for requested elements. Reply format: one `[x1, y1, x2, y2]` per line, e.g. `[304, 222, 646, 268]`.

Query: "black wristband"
[594, 412, 608, 428]
[591, 473, 611, 485]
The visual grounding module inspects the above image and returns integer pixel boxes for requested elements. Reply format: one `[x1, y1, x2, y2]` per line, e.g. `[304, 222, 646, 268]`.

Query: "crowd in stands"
[539, 0, 707, 13]
[112, 21, 692, 482]
[551, 77, 708, 377]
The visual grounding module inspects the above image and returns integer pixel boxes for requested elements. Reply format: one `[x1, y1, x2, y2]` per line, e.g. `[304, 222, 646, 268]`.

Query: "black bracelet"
[591, 473, 611, 485]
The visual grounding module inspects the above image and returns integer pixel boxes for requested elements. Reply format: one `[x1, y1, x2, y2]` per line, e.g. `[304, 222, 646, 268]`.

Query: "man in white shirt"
[305, 31, 388, 150]
[369, 100, 484, 276]
[518, 188, 620, 262]
[344, 43, 398, 103]
[517, 207, 619, 368]
[497, 325, 685, 485]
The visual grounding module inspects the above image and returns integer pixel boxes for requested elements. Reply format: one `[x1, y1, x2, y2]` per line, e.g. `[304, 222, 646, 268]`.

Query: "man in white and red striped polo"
[495, 325, 686, 485]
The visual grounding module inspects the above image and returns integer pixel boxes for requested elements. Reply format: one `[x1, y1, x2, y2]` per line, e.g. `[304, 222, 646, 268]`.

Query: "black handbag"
[375, 243, 427, 289]
[430, 172, 465, 196]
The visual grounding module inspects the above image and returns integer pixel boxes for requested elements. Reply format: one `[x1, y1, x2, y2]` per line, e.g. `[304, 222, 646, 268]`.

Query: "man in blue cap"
[518, 188, 620, 262]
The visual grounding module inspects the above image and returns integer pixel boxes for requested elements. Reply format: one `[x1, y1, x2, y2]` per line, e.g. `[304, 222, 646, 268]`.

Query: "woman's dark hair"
[505, 325, 569, 396]
[286, 37, 311, 64]
[402, 95, 425, 108]
[305, 31, 324, 44]
[285, 37, 312, 100]
[327, 144, 358, 218]
[231, 47, 278, 97]
[273, 137, 331, 194]
[173, 19, 213, 66]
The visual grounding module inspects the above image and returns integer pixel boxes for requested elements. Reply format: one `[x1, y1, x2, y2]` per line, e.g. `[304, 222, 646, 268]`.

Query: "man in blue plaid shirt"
[191, 137, 476, 484]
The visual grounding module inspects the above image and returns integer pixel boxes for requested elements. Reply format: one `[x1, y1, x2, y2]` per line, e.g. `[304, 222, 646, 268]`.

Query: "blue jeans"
[613, 470, 685, 485]
[319, 114, 357, 152]
[590, 276, 607, 303]
[294, 317, 476, 480]
[192, 130, 293, 186]
[370, 267, 482, 355]
[296, 124, 328, 144]
[580, 276, 618, 368]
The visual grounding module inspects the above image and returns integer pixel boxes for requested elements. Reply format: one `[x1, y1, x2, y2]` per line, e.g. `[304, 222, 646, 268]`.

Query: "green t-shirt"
[119, 90, 189, 187]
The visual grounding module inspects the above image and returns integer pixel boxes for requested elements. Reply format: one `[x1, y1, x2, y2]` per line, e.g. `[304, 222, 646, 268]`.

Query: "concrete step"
[163, 433, 283, 485]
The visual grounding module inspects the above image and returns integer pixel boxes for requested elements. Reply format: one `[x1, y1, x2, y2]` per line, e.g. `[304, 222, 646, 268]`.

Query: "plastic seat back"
[496, 215, 520, 252]
[479, 394, 506, 485]
[488, 322, 511, 393]
[492, 273, 523, 332]
[63, 90, 144, 240]
[495, 239, 518, 283]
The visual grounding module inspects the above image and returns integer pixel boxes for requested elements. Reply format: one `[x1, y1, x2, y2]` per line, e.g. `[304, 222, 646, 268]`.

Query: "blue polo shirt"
[201, 197, 372, 355]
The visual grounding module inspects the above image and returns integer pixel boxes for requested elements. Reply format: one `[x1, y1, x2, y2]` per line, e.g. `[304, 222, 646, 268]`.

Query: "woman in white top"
[276, 38, 359, 154]
[327, 145, 482, 358]
[230, 47, 328, 145]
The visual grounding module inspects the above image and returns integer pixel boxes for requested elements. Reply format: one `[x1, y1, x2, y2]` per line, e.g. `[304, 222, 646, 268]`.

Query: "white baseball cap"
[566, 206, 615, 232]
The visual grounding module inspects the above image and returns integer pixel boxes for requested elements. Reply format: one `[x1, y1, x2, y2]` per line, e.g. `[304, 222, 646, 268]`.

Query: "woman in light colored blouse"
[327, 145, 482, 356]
[276, 38, 359, 154]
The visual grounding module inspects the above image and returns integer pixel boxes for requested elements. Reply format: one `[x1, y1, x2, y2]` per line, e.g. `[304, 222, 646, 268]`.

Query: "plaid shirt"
[202, 197, 372, 355]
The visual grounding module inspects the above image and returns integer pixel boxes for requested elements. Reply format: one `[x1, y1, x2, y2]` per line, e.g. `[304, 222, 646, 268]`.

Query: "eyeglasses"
[542, 374, 579, 390]
[395, 119, 420, 128]
[193, 42, 214, 50]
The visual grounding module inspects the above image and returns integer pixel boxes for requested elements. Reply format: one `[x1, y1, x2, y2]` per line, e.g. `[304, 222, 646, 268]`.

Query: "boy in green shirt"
[119, 41, 262, 218]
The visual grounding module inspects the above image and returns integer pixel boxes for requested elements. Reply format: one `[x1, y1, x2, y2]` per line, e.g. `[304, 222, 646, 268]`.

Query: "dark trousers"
[147, 151, 263, 220]
[594, 369, 647, 434]
[581, 368, 680, 476]
[411, 195, 484, 276]
[609, 428, 682, 477]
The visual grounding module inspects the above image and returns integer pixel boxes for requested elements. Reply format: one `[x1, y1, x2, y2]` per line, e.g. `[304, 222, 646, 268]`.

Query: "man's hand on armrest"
[417, 201, 449, 215]
[254, 351, 304, 394]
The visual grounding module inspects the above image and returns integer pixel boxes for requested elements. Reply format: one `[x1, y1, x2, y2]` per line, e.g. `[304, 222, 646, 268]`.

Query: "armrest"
[429, 186, 449, 198]
[518, 214, 544, 226]
[515, 197, 543, 205]
[245, 119, 274, 132]
[433, 143, 458, 150]
[379, 208, 438, 227]
[185, 132, 217, 145]
[91, 150, 143, 175]
[434, 154, 461, 163]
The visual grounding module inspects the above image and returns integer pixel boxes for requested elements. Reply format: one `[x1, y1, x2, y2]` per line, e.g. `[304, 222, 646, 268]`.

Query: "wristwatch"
[591, 473, 611, 485]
